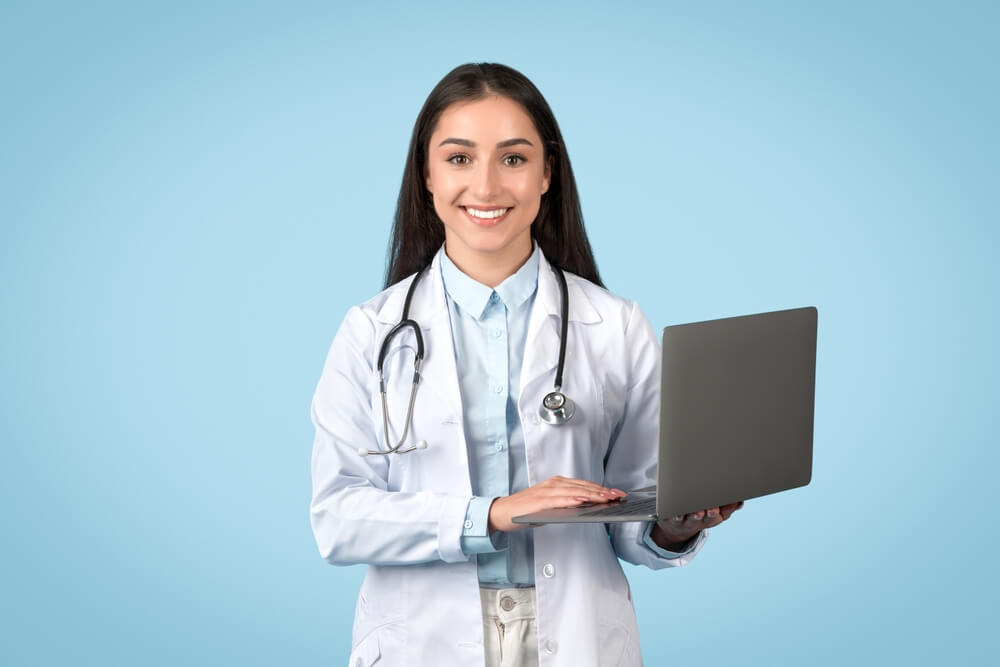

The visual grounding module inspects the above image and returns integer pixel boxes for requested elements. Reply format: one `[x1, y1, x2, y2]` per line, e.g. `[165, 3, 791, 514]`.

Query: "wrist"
[487, 496, 504, 533]
[650, 522, 696, 552]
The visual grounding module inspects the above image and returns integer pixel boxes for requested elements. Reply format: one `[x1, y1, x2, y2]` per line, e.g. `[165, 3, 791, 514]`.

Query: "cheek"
[512, 174, 546, 209]
[427, 164, 455, 197]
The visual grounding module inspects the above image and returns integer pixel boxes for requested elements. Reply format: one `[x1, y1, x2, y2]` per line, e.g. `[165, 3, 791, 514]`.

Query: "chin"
[455, 228, 531, 255]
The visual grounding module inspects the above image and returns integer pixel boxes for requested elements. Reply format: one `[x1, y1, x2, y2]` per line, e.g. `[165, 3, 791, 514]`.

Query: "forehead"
[430, 95, 541, 143]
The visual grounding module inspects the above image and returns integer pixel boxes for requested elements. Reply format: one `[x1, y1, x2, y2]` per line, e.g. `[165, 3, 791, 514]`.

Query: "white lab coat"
[310, 250, 706, 667]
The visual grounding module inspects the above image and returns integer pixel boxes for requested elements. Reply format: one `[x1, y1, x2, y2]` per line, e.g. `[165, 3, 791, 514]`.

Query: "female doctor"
[310, 63, 742, 667]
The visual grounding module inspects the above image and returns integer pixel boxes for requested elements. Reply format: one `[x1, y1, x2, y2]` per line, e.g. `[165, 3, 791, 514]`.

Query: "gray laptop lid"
[512, 306, 816, 525]
[655, 306, 816, 518]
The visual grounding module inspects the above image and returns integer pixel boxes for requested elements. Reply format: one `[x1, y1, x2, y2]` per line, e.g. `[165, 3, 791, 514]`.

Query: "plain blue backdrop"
[2, 1, 996, 665]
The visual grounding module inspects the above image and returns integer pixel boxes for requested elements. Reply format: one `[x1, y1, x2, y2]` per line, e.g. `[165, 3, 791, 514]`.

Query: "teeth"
[466, 207, 509, 219]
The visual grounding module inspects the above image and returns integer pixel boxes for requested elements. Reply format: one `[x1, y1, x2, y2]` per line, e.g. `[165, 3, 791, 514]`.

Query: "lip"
[461, 205, 513, 227]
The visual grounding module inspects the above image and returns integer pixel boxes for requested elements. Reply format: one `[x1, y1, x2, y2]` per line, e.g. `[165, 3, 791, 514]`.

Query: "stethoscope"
[357, 262, 575, 456]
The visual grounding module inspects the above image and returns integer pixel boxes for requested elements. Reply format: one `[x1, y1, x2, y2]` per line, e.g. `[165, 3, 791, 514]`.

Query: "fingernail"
[707, 510, 718, 518]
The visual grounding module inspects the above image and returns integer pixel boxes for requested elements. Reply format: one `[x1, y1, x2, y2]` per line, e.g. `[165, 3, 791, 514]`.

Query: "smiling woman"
[384, 63, 603, 291]
[425, 95, 551, 287]
[309, 63, 739, 667]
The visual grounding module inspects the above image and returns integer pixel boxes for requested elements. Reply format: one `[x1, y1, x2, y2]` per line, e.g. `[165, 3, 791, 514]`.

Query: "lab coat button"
[464, 519, 473, 529]
[499, 595, 516, 611]
[542, 562, 555, 578]
[544, 639, 558, 654]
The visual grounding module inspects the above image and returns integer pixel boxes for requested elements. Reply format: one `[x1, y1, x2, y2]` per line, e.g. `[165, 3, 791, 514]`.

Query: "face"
[425, 95, 551, 274]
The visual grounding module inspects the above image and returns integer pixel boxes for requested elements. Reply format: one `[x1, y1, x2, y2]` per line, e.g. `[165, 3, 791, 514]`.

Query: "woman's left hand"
[650, 501, 744, 550]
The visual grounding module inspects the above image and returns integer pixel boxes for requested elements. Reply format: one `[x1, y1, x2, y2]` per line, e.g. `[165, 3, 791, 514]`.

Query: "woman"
[310, 63, 741, 667]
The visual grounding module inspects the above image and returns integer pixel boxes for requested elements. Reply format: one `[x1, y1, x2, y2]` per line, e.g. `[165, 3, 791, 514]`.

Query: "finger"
[536, 486, 613, 506]
[552, 488, 616, 504]
[693, 510, 720, 526]
[562, 478, 626, 496]
[706, 509, 728, 528]
[546, 477, 626, 498]
[553, 494, 604, 508]
[719, 501, 742, 520]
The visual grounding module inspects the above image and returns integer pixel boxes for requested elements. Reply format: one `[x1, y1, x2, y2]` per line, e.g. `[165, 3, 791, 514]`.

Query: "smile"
[462, 206, 512, 226]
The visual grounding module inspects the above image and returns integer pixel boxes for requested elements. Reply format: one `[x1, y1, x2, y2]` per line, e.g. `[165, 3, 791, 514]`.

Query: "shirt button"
[489, 293, 499, 303]
[493, 385, 504, 394]
[492, 328, 503, 338]
[544, 639, 558, 655]
[494, 442, 504, 452]
[542, 562, 555, 578]
[464, 519, 473, 529]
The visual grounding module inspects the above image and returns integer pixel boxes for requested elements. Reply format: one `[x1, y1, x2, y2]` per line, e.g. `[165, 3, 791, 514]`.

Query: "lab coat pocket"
[597, 617, 631, 667]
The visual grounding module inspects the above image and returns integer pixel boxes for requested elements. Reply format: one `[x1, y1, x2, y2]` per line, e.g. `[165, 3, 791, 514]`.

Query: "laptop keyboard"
[580, 497, 656, 517]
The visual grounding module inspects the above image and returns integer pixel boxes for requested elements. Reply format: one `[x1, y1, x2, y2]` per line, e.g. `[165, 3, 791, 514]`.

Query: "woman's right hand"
[487, 476, 626, 533]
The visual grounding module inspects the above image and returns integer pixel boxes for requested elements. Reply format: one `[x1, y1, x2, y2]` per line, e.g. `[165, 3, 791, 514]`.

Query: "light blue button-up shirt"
[441, 246, 537, 586]
[440, 246, 694, 587]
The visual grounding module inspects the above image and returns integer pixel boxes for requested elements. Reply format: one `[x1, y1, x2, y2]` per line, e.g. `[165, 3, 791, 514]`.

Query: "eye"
[503, 154, 526, 167]
[447, 154, 471, 166]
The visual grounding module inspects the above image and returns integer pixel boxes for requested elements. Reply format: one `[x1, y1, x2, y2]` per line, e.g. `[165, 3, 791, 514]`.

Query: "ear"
[541, 155, 553, 195]
[425, 166, 433, 194]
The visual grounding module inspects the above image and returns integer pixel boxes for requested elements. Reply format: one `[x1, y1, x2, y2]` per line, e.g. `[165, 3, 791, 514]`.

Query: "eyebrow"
[437, 137, 535, 148]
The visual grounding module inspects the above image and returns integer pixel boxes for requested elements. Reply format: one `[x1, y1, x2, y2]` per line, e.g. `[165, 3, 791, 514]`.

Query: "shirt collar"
[439, 244, 541, 319]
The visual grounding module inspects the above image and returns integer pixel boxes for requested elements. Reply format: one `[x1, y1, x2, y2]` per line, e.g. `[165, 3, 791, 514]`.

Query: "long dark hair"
[384, 63, 603, 288]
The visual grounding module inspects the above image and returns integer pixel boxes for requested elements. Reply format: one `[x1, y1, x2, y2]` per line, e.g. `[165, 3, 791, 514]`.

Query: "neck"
[444, 239, 534, 288]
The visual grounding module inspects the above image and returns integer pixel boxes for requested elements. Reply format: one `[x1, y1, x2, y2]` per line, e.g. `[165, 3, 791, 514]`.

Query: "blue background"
[2, 1, 997, 665]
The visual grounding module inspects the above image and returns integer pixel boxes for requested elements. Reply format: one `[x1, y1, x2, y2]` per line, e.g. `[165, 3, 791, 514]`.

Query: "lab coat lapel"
[520, 253, 605, 408]
[395, 253, 464, 424]
[520, 253, 564, 401]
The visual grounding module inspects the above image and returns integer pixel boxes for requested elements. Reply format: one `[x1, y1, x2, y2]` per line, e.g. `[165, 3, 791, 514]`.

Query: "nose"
[471, 159, 501, 201]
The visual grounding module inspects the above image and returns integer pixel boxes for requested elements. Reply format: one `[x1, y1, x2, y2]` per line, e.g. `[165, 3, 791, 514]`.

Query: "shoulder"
[327, 273, 421, 358]
[561, 270, 646, 332]
[344, 272, 420, 327]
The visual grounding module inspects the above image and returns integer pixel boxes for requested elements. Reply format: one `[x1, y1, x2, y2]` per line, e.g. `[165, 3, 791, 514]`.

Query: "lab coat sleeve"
[603, 301, 707, 569]
[310, 306, 471, 566]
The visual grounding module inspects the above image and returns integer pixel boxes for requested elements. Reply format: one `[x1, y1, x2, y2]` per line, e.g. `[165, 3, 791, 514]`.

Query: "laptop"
[512, 306, 817, 525]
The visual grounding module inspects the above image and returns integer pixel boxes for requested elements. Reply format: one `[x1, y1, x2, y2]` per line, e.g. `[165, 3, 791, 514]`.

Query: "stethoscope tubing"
[362, 261, 573, 456]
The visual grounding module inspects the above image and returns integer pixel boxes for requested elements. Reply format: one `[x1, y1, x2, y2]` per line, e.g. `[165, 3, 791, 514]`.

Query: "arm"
[603, 301, 707, 569]
[309, 306, 472, 566]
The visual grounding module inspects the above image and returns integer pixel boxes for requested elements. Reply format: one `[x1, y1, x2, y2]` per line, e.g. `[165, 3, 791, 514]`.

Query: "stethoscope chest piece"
[539, 390, 575, 425]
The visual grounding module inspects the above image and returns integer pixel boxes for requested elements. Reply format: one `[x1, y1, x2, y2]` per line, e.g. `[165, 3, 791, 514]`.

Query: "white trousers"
[479, 587, 539, 667]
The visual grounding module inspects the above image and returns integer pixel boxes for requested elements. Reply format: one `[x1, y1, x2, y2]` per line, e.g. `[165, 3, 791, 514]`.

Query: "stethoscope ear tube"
[550, 263, 570, 392]
[377, 319, 424, 374]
